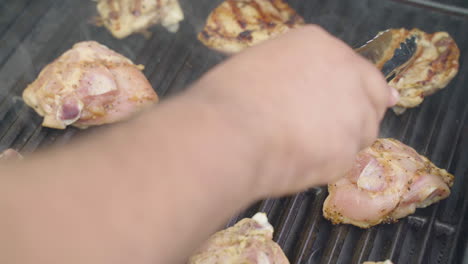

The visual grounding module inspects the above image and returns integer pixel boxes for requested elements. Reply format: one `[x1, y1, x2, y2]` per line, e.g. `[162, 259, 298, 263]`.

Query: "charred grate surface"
[400, 0, 468, 10]
[0, 0, 467, 263]
[431, 0, 468, 8]
[391, 0, 468, 17]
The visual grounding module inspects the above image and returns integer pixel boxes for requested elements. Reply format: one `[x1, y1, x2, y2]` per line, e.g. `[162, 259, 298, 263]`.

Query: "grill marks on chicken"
[23, 41, 158, 129]
[323, 139, 454, 228]
[388, 29, 460, 114]
[96, 0, 184, 39]
[188, 213, 289, 264]
[198, 0, 305, 54]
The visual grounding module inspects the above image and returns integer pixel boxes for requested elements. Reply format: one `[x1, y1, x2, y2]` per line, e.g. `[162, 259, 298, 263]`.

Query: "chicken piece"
[388, 29, 459, 114]
[363, 261, 393, 264]
[23, 41, 158, 129]
[323, 138, 454, 228]
[96, 0, 184, 39]
[198, 0, 305, 54]
[0, 149, 23, 161]
[188, 213, 289, 264]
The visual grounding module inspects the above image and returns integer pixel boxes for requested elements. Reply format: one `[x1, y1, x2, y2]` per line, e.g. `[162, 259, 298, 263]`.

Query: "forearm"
[0, 25, 392, 264]
[0, 90, 263, 263]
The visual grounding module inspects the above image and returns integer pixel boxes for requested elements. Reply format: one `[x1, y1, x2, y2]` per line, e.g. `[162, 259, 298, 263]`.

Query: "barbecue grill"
[1, 0, 467, 263]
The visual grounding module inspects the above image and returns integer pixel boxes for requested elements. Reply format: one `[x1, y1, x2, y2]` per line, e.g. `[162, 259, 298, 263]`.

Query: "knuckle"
[302, 24, 327, 35]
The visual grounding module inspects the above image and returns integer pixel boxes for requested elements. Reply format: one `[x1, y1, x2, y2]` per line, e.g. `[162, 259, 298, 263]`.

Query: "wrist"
[183, 81, 299, 199]
[166, 90, 264, 201]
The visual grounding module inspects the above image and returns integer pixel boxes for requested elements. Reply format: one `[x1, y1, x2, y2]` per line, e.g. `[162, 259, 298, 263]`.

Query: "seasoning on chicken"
[323, 138, 454, 229]
[198, 0, 305, 54]
[23, 41, 158, 129]
[96, 0, 184, 39]
[363, 261, 394, 264]
[388, 29, 460, 114]
[0, 149, 23, 161]
[188, 213, 289, 264]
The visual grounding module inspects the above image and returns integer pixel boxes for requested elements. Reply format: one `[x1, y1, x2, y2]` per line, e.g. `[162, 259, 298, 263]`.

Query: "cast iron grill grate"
[0, 0, 466, 263]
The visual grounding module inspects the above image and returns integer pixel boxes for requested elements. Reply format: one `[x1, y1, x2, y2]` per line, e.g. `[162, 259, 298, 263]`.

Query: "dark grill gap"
[391, 0, 468, 17]
[0, 0, 467, 263]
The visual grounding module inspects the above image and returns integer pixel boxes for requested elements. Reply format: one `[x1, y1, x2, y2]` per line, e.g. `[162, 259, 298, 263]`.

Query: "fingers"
[388, 86, 400, 106]
[360, 100, 380, 149]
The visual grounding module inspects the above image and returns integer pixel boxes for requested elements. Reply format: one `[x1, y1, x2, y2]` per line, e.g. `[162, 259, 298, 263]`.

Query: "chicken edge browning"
[188, 212, 289, 264]
[96, 0, 184, 39]
[323, 138, 454, 229]
[198, 0, 305, 54]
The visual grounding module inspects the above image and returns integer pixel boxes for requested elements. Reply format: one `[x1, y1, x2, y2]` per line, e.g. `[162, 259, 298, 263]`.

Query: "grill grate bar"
[291, 189, 327, 264]
[0, 0, 35, 37]
[354, 229, 377, 263]
[391, 0, 468, 16]
[257, 198, 277, 213]
[0, 0, 90, 101]
[0, 105, 31, 146]
[157, 50, 193, 97]
[0, 0, 58, 69]
[401, 52, 468, 263]
[274, 194, 305, 246]
[447, 186, 468, 263]
[0, 0, 467, 263]
[1, 0, 154, 151]
[15, 123, 44, 153]
[321, 226, 350, 264]
[139, 33, 179, 78]
[415, 204, 442, 263]
[387, 222, 406, 260]
[439, 97, 468, 263]
[0, 2, 97, 149]
[19, 125, 47, 154]
[147, 27, 196, 96]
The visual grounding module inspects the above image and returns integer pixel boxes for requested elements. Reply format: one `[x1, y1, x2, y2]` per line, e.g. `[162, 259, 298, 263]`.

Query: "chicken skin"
[323, 139, 454, 228]
[96, 0, 184, 39]
[23, 41, 158, 129]
[388, 29, 460, 114]
[198, 0, 305, 54]
[188, 213, 289, 264]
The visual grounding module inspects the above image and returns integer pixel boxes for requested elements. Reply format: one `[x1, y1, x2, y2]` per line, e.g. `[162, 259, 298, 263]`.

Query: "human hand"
[190, 25, 398, 197]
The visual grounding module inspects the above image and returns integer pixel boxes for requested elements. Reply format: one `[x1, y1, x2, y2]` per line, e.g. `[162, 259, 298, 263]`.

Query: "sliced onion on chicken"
[23, 41, 158, 129]
[323, 138, 454, 228]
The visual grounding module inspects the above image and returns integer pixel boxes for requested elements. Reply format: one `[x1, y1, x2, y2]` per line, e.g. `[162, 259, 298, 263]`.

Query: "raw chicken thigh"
[23, 41, 158, 129]
[198, 0, 305, 54]
[188, 213, 289, 264]
[323, 138, 454, 228]
[96, 0, 184, 39]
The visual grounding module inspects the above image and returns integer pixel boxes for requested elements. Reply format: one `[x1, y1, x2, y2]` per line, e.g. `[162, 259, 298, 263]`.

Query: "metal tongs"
[355, 29, 419, 81]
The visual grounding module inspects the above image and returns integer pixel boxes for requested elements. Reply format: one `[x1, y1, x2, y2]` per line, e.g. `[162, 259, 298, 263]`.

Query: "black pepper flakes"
[237, 30, 253, 41]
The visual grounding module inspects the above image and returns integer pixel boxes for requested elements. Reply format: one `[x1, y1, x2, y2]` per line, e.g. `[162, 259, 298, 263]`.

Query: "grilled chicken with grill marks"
[389, 29, 460, 114]
[96, 0, 184, 39]
[23, 41, 158, 129]
[0, 149, 23, 161]
[188, 213, 289, 264]
[323, 138, 454, 228]
[198, 0, 305, 54]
